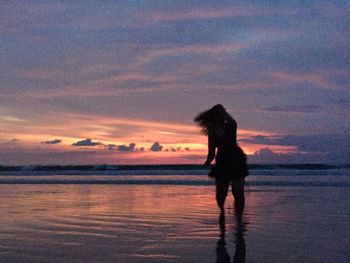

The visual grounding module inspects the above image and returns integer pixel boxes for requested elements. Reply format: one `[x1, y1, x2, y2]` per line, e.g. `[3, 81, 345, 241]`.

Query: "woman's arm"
[204, 134, 216, 165]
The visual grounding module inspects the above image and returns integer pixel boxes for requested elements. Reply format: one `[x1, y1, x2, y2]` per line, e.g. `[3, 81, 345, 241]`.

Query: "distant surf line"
[0, 179, 349, 187]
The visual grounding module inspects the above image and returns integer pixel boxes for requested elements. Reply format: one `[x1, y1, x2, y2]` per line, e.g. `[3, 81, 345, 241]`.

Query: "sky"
[0, 0, 349, 165]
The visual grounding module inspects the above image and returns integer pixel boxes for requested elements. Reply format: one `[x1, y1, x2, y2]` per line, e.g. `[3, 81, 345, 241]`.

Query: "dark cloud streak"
[241, 134, 350, 154]
[41, 139, 62, 144]
[72, 138, 102, 147]
[117, 143, 136, 152]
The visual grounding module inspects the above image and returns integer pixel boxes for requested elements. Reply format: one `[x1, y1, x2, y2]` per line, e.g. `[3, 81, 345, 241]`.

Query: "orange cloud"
[146, 6, 262, 23]
[136, 43, 248, 66]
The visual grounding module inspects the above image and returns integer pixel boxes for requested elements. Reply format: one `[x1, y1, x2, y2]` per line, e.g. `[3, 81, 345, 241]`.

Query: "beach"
[0, 177, 349, 262]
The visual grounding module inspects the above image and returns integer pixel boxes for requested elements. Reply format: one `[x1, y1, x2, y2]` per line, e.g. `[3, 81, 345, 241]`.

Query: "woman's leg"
[216, 178, 230, 211]
[231, 177, 245, 219]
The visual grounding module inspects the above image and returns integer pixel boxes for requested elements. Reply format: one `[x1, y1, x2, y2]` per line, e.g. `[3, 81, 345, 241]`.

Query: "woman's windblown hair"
[194, 104, 235, 135]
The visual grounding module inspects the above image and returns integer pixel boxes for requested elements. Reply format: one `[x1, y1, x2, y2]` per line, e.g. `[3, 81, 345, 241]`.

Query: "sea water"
[0, 164, 349, 187]
[0, 165, 349, 262]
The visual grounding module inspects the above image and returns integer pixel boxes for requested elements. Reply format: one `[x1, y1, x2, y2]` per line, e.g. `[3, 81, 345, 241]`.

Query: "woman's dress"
[208, 121, 248, 180]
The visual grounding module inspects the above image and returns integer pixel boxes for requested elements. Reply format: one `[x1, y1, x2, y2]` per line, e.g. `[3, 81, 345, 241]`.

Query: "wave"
[0, 163, 346, 172]
[1, 168, 349, 177]
[1, 164, 349, 187]
[0, 178, 349, 187]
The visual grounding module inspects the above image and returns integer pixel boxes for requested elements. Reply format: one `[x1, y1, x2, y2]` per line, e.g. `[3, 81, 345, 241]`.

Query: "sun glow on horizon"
[0, 111, 298, 165]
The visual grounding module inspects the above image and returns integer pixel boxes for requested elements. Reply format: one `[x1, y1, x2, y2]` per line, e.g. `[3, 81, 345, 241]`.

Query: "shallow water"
[0, 183, 349, 262]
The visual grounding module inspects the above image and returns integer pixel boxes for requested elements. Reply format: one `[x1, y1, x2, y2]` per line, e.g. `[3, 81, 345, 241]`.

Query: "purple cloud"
[242, 134, 350, 154]
[72, 138, 102, 147]
[41, 139, 62, 144]
[118, 143, 136, 152]
[150, 142, 163, 152]
[254, 147, 277, 157]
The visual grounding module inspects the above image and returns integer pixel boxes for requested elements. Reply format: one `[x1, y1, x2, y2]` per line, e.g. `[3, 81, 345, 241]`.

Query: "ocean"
[0, 164, 349, 262]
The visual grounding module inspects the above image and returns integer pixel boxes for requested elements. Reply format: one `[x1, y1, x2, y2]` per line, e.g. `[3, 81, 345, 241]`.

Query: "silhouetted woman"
[194, 104, 248, 217]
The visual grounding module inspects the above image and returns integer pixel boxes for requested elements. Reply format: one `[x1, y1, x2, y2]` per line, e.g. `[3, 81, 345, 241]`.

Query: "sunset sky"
[1, 0, 349, 165]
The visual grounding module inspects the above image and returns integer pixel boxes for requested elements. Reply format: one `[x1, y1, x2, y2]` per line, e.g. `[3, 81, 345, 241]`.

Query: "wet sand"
[0, 184, 349, 262]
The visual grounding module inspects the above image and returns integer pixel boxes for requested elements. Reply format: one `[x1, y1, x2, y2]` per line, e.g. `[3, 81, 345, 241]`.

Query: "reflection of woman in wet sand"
[194, 104, 248, 217]
[216, 211, 247, 263]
